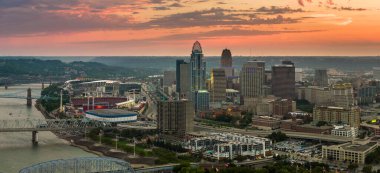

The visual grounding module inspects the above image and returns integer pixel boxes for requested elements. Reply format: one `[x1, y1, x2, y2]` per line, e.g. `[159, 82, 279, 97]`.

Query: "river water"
[0, 84, 97, 173]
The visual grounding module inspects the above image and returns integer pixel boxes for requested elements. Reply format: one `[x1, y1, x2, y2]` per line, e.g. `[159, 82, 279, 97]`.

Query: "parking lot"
[273, 140, 322, 162]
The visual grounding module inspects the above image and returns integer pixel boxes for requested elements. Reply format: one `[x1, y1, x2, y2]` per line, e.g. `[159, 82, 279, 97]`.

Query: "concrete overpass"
[194, 124, 351, 143]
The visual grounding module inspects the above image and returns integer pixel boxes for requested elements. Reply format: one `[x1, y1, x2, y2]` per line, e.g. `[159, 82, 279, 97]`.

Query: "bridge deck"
[0, 119, 112, 132]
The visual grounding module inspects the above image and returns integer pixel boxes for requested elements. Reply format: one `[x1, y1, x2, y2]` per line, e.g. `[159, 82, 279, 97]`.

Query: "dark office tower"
[272, 61, 295, 99]
[157, 100, 195, 137]
[176, 60, 191, 99]
[210, 68, 227, 102]
[190, 41, 206, 91]
[221, 49, 232, 67]
[314, 69, 329, 87]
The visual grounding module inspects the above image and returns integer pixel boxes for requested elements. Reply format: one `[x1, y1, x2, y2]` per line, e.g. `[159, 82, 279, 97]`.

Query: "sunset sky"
[0, 0, 379, 56]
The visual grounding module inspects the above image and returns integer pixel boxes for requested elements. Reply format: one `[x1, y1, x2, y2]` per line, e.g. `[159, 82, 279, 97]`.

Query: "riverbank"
[35, 101, 156, 168]
[63, 135, 156, 168]
[35, 101, 57, 119]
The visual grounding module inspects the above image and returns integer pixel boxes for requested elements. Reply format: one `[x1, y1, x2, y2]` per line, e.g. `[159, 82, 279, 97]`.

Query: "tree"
[267, 131, 288, 142]
[316, 121, 328, 127]
[348, 163, 358, 173]
[362, 165, 373, 173]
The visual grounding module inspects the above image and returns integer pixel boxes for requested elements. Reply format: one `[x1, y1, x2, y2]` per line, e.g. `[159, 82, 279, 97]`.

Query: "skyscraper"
[314, 69, 329, 87]
[157, 100, 195, 137]
[240, 61, 265, 98]
[271, 61, 295, 99]
[221, 49, 232, 67]
[210, 68, 226, 102]
[190, 41, 206, 91]
[176, 60, 191, 98]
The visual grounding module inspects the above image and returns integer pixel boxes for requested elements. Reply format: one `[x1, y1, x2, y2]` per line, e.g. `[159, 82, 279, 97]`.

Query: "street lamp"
[99, 130, 103, 145]
[115, 135, 119, 151]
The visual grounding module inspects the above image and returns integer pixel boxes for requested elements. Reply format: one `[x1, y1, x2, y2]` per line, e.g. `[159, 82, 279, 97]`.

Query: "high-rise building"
[313, 106, 360, 128]
[314, 69, 329, 87]
[210, 68, 226, 103]
[240, 61, 265, 98]
[157, 100, 195, 137]
[221, 49, 232, 67]
[332, 83, 355, 108]
[190, 41, 206, 91]
[176, 60, 191, 99]
[194, 90, 210, 112]
[163, 71, 176, 87]
[271, 61, 295, 99]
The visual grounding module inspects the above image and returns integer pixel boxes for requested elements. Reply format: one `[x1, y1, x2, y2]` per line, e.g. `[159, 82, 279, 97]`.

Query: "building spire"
[192, 41, 202, 53]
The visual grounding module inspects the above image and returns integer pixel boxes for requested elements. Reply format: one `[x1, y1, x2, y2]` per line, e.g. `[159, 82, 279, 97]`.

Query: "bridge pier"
[32, 131, 38, 145]
[27, 88, 32, 107]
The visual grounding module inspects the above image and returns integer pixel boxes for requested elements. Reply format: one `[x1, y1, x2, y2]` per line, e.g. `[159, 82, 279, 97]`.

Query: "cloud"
[298, 0, 337, 7]
[169, 2, 184, 7]
[0, 1, 326, 37]
[153, 6, 171, 10]
[336, 7, 366, 11]
[136, 8, 300, 29]
[74, 28, 322, 46]
[298, 0, 312, 6]
[336, 18, 352, 26]
[256, 6, 304, 14]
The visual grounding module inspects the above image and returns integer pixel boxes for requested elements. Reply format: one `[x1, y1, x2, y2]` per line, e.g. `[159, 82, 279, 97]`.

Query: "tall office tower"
[271, 61, 295, 99]
[194, 90, 210, 112]
[314, 69, 329, 87]
[220, 49, 235, 89]
[221, 49, 232, 67]
[176, 60, 191, 99]
[157, 100, 195, 137]
[240, 61, 265, 98]
[332, 83, 355, 108]
[210, 68, 227, 102]
[190, 41, 206, 91]
[163, 71, 176, 87]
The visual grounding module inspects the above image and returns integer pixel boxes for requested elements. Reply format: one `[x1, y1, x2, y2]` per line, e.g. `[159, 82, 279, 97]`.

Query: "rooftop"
[226, 89, 239, 93]
[192, 41, 202, 53]
[340, 142, 378, 152]
[86, 109, 137, 117]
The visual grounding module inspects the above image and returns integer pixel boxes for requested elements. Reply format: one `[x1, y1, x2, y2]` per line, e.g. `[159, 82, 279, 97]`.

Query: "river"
[0, 84, 97, 173]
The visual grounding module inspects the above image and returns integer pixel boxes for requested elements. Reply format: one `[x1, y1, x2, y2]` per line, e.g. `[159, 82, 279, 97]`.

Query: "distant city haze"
[0, 0, 379, 56]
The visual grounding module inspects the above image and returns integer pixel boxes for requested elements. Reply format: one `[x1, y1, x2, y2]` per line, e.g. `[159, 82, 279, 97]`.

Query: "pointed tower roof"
[192, 41, 202, 53]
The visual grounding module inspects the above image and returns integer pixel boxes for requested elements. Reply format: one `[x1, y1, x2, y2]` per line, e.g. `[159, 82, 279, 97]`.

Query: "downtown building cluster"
[156, 41, 380, 164]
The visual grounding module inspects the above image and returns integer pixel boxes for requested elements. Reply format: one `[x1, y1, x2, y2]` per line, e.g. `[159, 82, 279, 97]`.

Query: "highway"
[194, 124, 351, 143]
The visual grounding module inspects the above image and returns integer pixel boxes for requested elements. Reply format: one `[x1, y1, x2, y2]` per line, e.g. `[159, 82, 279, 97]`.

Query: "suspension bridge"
[0, 89, 40, 99]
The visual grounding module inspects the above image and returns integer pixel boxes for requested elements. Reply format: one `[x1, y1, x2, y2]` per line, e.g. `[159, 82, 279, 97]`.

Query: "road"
[141, 83, 157, 120]
[194, 124, 351, 143]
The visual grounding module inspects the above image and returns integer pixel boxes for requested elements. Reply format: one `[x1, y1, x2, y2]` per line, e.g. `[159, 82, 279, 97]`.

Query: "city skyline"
[0, 0, 379, 56]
